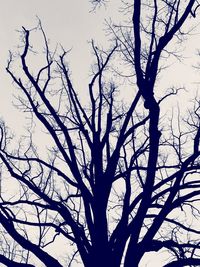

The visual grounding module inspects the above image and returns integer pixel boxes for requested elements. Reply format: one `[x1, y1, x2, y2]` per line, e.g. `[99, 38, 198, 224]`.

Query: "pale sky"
[0, 0, 200, 131]
[0, 0, 122, 133]
[1, 1, 200, 266]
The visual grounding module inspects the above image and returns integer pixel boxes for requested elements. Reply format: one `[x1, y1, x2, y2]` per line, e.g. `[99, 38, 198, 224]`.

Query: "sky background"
[0, 0, 200, 130]
[0, 0, 122, 134]
[1, 1, 200, 266]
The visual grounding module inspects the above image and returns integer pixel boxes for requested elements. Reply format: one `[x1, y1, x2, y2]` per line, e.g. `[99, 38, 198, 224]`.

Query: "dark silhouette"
[0, 1, 200, 266]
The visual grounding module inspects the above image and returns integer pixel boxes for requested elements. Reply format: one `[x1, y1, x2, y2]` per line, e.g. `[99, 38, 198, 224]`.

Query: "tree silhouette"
[0, 1, 200, 266]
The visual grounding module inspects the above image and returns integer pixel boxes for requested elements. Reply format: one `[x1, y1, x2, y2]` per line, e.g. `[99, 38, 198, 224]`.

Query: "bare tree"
[0, 1, 200, 266]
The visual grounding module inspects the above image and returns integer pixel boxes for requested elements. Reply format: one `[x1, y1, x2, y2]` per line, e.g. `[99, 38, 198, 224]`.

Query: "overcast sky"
[1, 1, 200, 266]
[0, 0, 122, 133]
[1, 1, 200, 130]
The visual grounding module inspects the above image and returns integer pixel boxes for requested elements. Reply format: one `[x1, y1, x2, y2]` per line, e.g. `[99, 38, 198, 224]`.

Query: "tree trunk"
[87, 248, 114, 267]
[124, 246, 144, 267]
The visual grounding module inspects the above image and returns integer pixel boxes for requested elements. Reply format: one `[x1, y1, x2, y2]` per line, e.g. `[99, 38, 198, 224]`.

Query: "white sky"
[0, 0, 122, 133]
[0, 1, 200, 266]
[0, 0, 200, 130]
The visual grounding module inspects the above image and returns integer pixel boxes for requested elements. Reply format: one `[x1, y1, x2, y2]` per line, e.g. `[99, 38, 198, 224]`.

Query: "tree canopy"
[0, 1, 200, 266]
